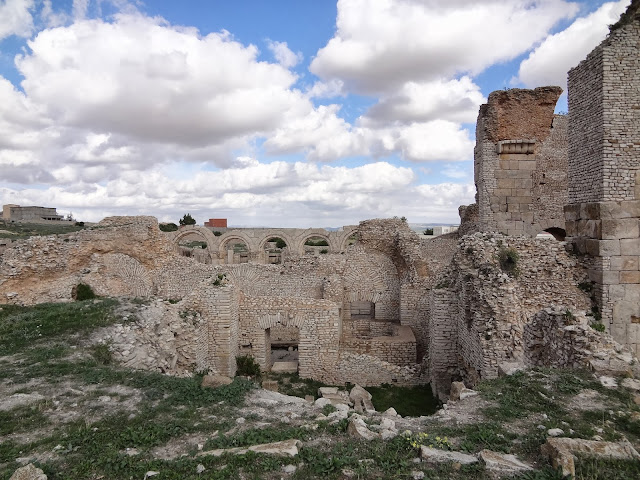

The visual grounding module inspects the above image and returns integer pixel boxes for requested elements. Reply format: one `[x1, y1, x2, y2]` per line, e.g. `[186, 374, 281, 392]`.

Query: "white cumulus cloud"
[515, 0, 630, 88]
[0, 0, 35, 40]
[310, 0, 579, 94]
[266, 39, 303, 68]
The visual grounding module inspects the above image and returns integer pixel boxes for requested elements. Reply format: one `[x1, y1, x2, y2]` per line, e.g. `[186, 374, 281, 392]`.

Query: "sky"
[0, 0, 631, 228]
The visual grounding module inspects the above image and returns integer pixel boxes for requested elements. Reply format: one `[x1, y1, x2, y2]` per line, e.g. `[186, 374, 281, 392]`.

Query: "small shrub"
[274, 238, 287, 249]
[320, 249, 328, 254]
[424, 228, 434, 235]
[497, 247, 520, 277]
[591, 322, 606, 333]
[74, 283, 96, 301]
[159, 223, 178, 232]
[213, 231, 222, 236]
[322, 404, 337, 416]
[75, 221, 85, 227]
[90, 342, 113, 365]
[212, 273, 227, 286]
[236, 355, 261, 378]
[578, 281, 593, 293]
[403, 431, 452, 450]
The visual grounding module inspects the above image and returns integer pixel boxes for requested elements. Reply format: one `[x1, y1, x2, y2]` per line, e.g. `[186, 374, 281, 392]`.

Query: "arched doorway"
[301, 234, 331, 256]
[262, 236, 288, 264]
[221, 237, 250, 264]
[537, 227, 566, 241]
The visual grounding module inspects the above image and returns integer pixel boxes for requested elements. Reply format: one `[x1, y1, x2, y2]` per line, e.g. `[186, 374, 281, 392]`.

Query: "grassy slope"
[1, 300, 639, 479]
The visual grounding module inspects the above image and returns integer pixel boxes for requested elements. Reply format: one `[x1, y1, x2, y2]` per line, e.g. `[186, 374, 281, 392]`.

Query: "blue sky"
[0, 0, 631, 227]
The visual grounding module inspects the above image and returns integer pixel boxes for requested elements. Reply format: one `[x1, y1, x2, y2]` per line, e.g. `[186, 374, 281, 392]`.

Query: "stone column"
[565, 9, 640, 356]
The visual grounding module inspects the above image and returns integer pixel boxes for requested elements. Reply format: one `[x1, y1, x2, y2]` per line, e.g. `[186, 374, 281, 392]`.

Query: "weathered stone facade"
[474, 87, 568, 237]
[565, 3, 640, 356]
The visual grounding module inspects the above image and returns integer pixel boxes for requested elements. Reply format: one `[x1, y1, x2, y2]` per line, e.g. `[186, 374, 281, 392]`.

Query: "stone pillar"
[565, 6, 640, 356]
[474, 87, 567, 236]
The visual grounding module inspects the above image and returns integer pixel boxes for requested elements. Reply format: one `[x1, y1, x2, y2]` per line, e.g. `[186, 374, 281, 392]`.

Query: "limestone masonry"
[1, 3, 638, 400]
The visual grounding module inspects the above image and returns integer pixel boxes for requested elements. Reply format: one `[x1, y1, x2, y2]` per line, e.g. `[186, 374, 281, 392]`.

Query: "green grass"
[366, 383, 440, 416]
[0, 220, 86, 239]
[267, 372, 333, 399]
[0, 298, 120, 354]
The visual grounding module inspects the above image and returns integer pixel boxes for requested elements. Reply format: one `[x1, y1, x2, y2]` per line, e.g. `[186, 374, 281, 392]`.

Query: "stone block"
[599, 200, 640, 219]
[584, 220, 602, 239]
[601, 219, 639, 239]
[620, 271, 640, 284]
[613, 301, 640, 326]
[585, 239, 620, 257]
[588, 269, 619, 285]
[518, 160, 537, 170]
[564, 204, 581, 222]
[611, 256, 639, 271]
[620, 239, 640, 255]
[624, 284, 640, 304]
[581, 202, 600, 221]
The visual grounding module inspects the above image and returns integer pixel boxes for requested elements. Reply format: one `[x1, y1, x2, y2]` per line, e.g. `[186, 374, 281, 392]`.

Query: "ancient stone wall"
[566, 5, 640, 356]
[426, 233, 591, 398]
[475, 87, 568, 237]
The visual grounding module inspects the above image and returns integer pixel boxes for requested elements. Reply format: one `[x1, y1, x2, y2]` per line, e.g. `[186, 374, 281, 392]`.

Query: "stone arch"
[257, 231, 295, 264]
[172, 226, 216, 263]
[295, 231, 334, 256]
[526, 219, 567, 240]
[218, 232, 254, 264]
[338, 226, 359, 252]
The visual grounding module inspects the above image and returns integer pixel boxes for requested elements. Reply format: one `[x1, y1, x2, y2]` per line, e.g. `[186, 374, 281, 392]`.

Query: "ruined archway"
[300, 234, 332, 256]
[173, 227, 214, 264]
[542, 227, 566, 241]
[258, 233, 294, 264]
[218, 234, 253, 264]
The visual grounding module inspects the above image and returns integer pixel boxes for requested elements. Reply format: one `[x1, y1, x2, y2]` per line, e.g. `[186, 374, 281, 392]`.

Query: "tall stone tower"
[565, 1, 640, 355]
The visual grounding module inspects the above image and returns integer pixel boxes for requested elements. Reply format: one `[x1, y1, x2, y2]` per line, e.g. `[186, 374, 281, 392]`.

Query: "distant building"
[432, 226, 459, 236]
[204, 218, 228, 228]
[2, 204, 68, 223]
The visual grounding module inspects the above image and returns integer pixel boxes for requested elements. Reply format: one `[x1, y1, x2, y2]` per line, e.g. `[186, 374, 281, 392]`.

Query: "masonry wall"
[475, 87, 568, 236]
[566, 9, 640, 356]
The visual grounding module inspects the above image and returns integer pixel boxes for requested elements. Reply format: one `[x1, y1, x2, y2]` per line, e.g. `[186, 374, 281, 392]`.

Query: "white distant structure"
[432, 225, 459, 236]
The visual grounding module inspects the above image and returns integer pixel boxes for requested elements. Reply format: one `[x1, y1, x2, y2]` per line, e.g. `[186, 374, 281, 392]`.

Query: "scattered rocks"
[621, 378, 640, 391]
[198, 438, 301, 458]
[349, 384, 375, 413]
[347, 415, 380, 441]
[479, 449, 532, 476]
[420, 446, 478, 466]
[261, 380, 278, 392]
[599, 376, 618, 388]
[542, 437, 640, 478]
[282, 464, 297, 474]
[449, 381, 478, 401]
[9, 464, 47, 480]
[201, 374, 233, 388]
[547, 428, 564, 437]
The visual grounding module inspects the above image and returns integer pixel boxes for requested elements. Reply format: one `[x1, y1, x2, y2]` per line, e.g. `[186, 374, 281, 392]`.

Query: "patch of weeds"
[22, 344, 70, 363]
[235, 354, 261, 379]
[205, 424, 311, 450]
[212, 273, 227, 286]
[577, 281, 593, 293]
[167, 298, 180, 304]
[266, 372, 330, 399]
[367, 383, 440, 416]
[574, 454, 640, 479]
[497, 246, 520, 277]
[590, 322, 606, 332]
[478, 371, 566, 421]
[403, 431, 452, 450]
[73, 283, 96, 301]
[458, 422, 515, 453]
[0, 299, 120, 354]
[0, 402, 50, 435]
[512, 467, 567, 479]
[90, 341, 113, 365]
[322, 403, 337, 416]
[319, 248, 328, 254]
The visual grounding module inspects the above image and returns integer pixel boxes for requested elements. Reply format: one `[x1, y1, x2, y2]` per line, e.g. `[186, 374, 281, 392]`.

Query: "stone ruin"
[0, 3, 638, 401]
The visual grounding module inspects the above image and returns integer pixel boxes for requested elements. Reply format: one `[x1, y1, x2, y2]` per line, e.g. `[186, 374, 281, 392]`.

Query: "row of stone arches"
[171, 226, 359, 264]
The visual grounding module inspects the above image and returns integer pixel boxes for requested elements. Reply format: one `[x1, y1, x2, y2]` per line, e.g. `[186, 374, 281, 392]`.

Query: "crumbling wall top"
[479, 86, 563, 143]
